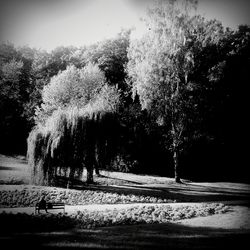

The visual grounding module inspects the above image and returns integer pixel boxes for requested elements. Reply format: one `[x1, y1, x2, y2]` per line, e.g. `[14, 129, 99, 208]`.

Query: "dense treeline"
[0, 2, 249, 183]
[126, 1, 250, 182]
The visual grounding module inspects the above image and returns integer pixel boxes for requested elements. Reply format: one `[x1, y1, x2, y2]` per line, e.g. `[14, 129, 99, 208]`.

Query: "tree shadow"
[0, 165, 18, 171]
[53, 175, 144, 191]
[52, 175, 250, 204]
[95, 173, 143, 185]
[184, 182, 250, 194]
[1, 222, 249, 249]
[73, 182, 250, 203]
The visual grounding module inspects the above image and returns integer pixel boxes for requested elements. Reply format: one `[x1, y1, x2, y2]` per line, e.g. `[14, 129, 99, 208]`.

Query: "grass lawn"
[1, 154, 250, 203]
[1, 221, 250, 249]
[0, 154, 176, 186]
[0, 154, 30, 184]
[0, 154, 250, 249]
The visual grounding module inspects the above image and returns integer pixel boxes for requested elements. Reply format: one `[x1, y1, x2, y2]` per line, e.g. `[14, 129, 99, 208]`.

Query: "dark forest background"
[0, 22, 249, 183]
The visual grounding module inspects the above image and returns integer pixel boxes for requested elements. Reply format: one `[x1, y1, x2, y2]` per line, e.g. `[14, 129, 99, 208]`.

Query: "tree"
[29, 63, 120, 184]
[28, 106, 119, 186]
[0, 43, 39, 154]
[0, 43, 20, 66]
[36, 63, 107, 123]
[23, 46, 78, 123]
[127, 0, 227, 182]
[48, 46, 77, 77]
[28, 93, 120, 185]
[78, 30, 131, 92]
[0, 58, 26, 153]
[24, 49, 54, 123]
[203, 25, 250, 181]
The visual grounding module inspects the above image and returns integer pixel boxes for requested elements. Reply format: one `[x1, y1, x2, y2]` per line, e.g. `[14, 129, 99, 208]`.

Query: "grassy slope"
[0, 154, 250, 249]
[1, 219, 249, 250]
[0, 154, 30, 184]
[1, 154, 250, 202]
[0, 154, 175, 186]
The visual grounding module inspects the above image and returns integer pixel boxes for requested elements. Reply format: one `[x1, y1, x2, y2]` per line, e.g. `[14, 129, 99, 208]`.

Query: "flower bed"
[0, 185, 174, 207]
[72, 203, 229, 228]
[0, 203, 229, 232]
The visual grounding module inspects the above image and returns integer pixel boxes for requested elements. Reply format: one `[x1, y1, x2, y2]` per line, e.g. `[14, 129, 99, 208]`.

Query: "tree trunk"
[67, 168, 75, 188]
[86, 149, 94, 184]
[95, 166, 100, 176]
[86, 128, 95, 184]
[173, 150, 181, 183]
[86, 168, 94, 184]
[171, 119, 182, 184]
[94, 144, 101, 176]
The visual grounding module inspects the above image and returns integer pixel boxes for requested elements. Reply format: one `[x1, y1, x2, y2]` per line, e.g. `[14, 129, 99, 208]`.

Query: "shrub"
[0, 186, 174, 208]
[0, 203, 230, 232]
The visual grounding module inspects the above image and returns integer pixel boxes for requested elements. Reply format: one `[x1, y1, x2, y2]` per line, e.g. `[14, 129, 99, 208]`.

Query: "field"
[0, 154, 250, 249]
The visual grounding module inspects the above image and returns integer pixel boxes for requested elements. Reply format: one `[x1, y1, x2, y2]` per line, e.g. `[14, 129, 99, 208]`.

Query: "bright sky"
[0, 0, 249, 51]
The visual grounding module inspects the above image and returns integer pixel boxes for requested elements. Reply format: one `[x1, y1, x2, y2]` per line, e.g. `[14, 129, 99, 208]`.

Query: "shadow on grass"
[80, 184, 250, 203]
[53, 175, 142, 189]
[0, 154, 27, 166]
[1, 222, 249, 249]
[52, 175, 250, 204]
[0, 179, 26, 185]
[94, 174, 143, 185]
[0, 165, 20, 171]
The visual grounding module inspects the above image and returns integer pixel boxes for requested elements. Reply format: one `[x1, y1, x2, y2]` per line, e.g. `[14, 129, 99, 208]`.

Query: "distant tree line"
[0, 1, 249, 183]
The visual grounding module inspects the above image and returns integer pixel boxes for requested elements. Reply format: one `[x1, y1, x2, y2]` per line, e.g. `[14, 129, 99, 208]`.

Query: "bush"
[0, 203, 230, 232]
[0, 186, 174, 208]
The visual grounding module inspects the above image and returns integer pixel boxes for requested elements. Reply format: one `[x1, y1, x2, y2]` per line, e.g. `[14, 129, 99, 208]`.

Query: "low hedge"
[72, 203, 229, 229]
[0, 203, 229, 232]
[0, 185, 174, 207]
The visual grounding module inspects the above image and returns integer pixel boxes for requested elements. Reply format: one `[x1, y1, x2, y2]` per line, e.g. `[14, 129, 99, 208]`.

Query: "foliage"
[27, 59, 121, 185]
[0, 186, 173, 208]
[36, 63, 107, 122]
[126, 0, 236, 182]
[0, 57, 28, 154]
[73, 203, 229, 229]
[75, 30, 131, 91]
[113, 100, 163, 174]
[0, 12, 249, 182]
[28, 104, 120, 185]
[0, 59, 23, 99]
[93, 84, 121, 113]
[0, 203, 229, 232]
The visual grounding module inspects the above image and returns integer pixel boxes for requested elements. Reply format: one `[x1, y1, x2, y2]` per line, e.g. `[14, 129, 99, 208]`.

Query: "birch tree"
[127, 0, 224, 182]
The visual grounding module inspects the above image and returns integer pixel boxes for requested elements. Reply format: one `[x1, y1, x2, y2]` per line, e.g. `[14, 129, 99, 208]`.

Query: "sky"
[0, 0, 250, 51]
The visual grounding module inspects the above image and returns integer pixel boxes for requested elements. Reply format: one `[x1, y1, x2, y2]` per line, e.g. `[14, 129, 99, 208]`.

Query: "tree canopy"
[36, 63, 120, 123]
[0, 4, 249, 183]
[127, 0, 236, 182]
[28, 62, 121, 185]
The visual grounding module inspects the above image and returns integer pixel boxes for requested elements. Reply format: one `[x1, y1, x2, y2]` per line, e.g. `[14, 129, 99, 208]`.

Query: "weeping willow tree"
[27, 105, 119, 186]
[28, 62, 120, 186]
